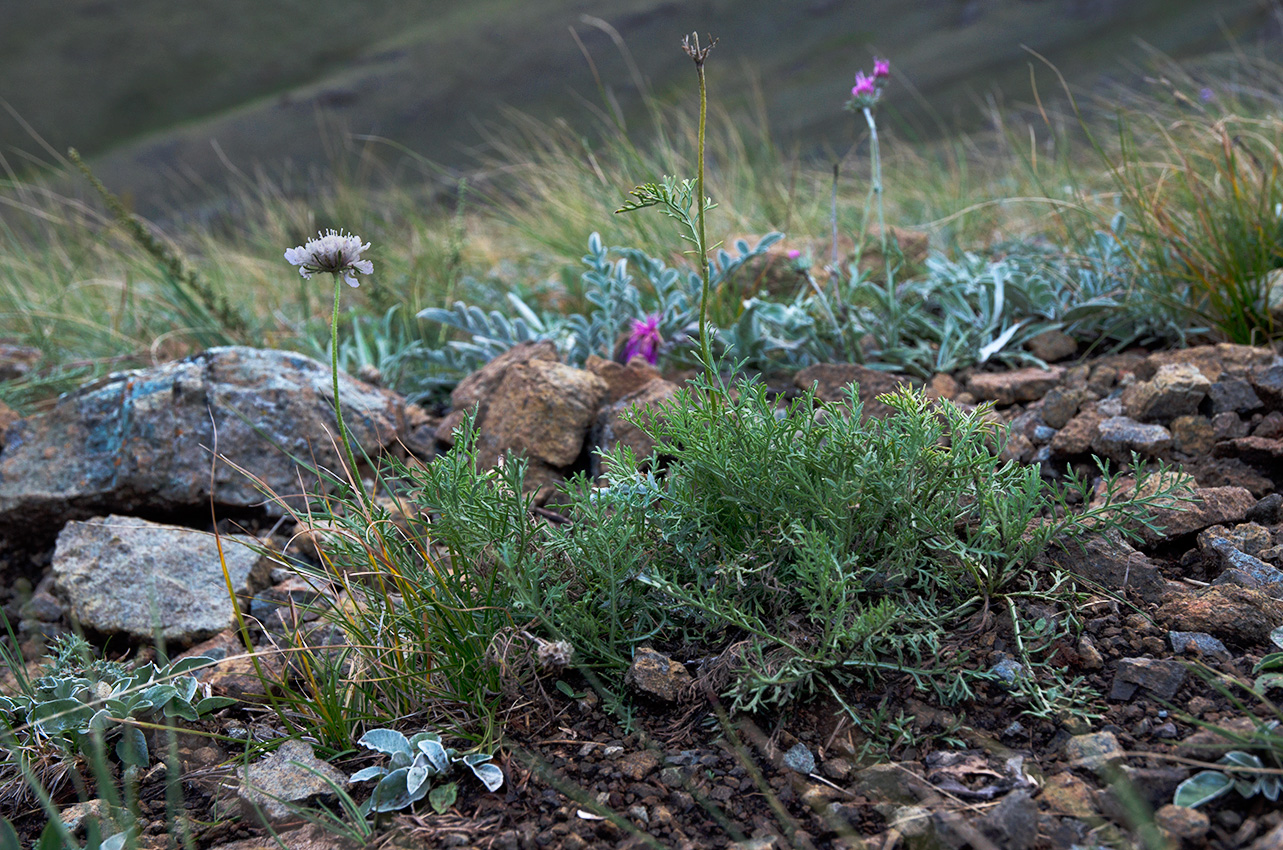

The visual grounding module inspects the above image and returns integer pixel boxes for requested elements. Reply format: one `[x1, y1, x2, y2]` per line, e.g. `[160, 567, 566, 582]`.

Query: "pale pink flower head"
[619, 313, 663, 365]
[873, 57, 890, 79]
[285, 229, 373, 287]
[786, 249, 802, 260]
[851, 71, 876, 99]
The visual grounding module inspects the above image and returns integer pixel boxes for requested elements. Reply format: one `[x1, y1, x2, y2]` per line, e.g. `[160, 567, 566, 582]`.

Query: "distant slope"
[1, 0, 1268, 215]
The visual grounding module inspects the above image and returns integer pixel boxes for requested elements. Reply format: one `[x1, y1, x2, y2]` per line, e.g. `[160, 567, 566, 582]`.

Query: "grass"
[4, 32, 1283, 849]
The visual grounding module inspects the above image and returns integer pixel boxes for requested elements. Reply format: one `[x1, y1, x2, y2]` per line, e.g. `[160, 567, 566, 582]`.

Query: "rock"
[1155, 803, 1210, 845]
[1214, 435, 1283, 465]
[52, 515, 271, 645]
[1251, 363, 1283, 409]
[723, 236, 808, 298]
[478, 359, 607, 468]
[1207, 378, 1263, 415]
[1197, 523, 1272, 557]
[793, 363, 918, 419]
[585, 354, 662, 404]
[926, 373, 961, 401]
[967, 367, 1064, 407]
[1090, 416, 1172, 461]
[1038, 387, 1081, 429]
[1049, 409, 1103, 456]
[1255, 411, 1283, 439]
[852, 763, 930, 805]
[1212, 411, 1251, 441]
[1108, 658, 1186, 701]
[618, 750, 661, 781]
[436, 341, 558, 445]
[1250, 820, 1283, 850]
[1168, 631, 1232, 662]
[1184, 457, 1274, 497]
[1156, 584, 1283, 646]
[1049, 532, 1168, 604]
[597, 379, 681, 468]
[976, 790, 1037, 850]
[1141, 344, 1278, 383]
[0, 347, 412, 533]
[179, 630, 287, 701]
[1170, 415, 1214, 456]
[1025, 330, 1078, 364]
[238, 739, 348, 826]
[1136, 486, 1255, 547]
[1248, 493, 1283, 525]
[1038, 772, 1097, 817]
[625, 648, 690, 702]
[783, 743, 816, 774]
[1064, 732, 1124, 771]
[1121, 364, 1210, 422]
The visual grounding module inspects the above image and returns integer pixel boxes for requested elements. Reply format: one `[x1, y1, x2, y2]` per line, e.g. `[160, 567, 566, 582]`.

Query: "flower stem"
[695, 59, 713, 379]
[863, 106, 890, 291]
[331, 276, 368, 504]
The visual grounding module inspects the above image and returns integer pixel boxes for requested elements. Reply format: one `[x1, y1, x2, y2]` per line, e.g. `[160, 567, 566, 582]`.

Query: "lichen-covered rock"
[52, 515, 271, 645]
[0, 347, 412, 533]
[625, 647, 691, 702]
[238, 739, 348, 826]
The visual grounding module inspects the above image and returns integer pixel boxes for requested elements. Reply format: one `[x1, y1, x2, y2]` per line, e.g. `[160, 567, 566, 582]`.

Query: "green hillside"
[0, 0, 1269, 215]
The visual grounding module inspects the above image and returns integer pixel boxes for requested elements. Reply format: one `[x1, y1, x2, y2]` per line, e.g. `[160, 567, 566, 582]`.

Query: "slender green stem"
[331, 276, 369, 505]
[863, 106, 889, 288]
[695, 61, 713, 378]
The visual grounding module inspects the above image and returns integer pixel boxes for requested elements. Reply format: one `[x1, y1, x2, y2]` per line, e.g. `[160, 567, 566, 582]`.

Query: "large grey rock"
[52, 515, 271, 645]
[0, 347, 412, 532]
[1090, 416, 1172, 461]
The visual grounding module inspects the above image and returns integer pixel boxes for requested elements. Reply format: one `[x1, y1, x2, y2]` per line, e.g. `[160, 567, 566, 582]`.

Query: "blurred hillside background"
[0, 0, 1275, 218]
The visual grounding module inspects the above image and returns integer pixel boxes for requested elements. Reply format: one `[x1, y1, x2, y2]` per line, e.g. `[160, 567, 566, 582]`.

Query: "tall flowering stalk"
[285, 229, 374, 498]
[616, 33, 718, 380]
[846, 58, 892, 280]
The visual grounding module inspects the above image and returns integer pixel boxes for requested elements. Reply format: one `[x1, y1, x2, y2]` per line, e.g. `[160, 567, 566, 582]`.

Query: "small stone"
[1247, 493, 1283, 525]
[1168, 631, 1232, 661]
[1121, 363, 1210, 422]
[968, 367, 1064, 407]
[625, 648, 691, 702]
[618, 750, 661, 781]
[1170, 415, 1214, 455]
[1109, 658, 1187, 701]
[1198, 523, 1272, 557]
[1050, 409, 1103, 456]
[1064, 731, 1124, 771]
[1207, 378, 1263, 415]
[821, 757, 852, 781]
[1039, 772, 1098, 817]
[1212, 411, 1251, 441]
[1025, 329, 1079, 363]
[977, 790, 1037, 850]
[1155, 803, 1210, 844]
[989, 657, 1026, 686]
[783, 742, 816, 774]
[238, 740, 348, 826]
[852, 763, 930, 805]
[1040, 387, 1082, 429]
[1091, 416, 1172, 461]
[1077, 636, 1104, 670]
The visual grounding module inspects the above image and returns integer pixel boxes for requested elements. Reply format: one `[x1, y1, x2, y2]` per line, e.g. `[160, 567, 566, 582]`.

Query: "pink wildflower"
[851, 71, 876, 99]
[786, 249, 802, 260]
[619, 313, 663, 365]
[873, 58, 890, 79]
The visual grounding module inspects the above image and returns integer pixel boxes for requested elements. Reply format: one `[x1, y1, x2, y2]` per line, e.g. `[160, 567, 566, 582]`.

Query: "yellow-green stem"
[695, 60, 713, 378]
[331, 276, 369, 506]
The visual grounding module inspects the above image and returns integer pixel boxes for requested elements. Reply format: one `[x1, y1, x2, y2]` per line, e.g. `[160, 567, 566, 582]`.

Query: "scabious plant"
[350, 728, 503, 815]
[285, 229, 374, 493]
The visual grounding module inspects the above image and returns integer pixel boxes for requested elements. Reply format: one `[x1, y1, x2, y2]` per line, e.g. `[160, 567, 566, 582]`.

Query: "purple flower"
[786, 249, 802, 260]
[851, 71, 876, 99]
[873, 58, 890, 79]
[285, 229, 373, 287]
[1199, 87, 1214, 102]
[619, 313, 663, 365]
